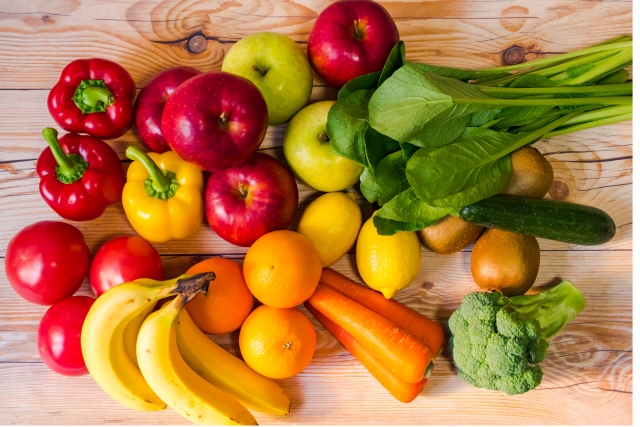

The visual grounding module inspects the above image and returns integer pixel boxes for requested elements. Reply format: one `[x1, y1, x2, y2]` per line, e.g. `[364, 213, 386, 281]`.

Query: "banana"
[123, 303, 155, 368]
[81, 273, 213, 412]
[176, 309, 290, 415]
[137, 294, 257, 426]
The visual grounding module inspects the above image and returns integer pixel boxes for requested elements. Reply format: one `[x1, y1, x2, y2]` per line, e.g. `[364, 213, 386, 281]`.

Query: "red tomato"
[5, 221, 90, 305]
[37, 296, 95, 376]
[89, 236, 164, 296]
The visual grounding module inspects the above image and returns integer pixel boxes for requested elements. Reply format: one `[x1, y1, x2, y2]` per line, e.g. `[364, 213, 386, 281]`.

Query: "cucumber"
[459, 194, 616, 245]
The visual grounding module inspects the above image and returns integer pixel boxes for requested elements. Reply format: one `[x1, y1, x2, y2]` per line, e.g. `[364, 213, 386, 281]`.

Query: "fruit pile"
[3, 0, 632, 423]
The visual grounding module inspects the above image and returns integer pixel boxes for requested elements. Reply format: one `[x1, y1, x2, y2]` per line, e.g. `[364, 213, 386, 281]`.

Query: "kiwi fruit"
[502, 146, 554, 198]
[418, 215, 484, 255]
[470, 229, 540, 296]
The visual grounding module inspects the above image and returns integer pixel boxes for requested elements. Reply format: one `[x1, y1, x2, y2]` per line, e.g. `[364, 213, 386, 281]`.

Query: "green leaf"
[400, 143, 420, 161]
[509, 74, 558, 88]
[378, 41, 406, 86]
[375, 151, 410, 205]
[373, 188, 453, 235]
[338, 72, 381, 100]
[363, 125, 400, 170]
[412, 63, 497, 81]
[403, 103, 475, 148]
[359, 167, 379, 203]
[327, 89, 374, 167]
[495, 105, 556, 128]
[469, 109, 501, 127]
[369, 64, 492, 144]
[406, 127, 521, 207]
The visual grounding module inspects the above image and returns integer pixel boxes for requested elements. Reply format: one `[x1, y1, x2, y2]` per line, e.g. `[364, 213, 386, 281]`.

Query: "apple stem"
[353, 19, 364, 40]
[219, 112, 227, 123]
[252, 65, 267, 76]
[238, 182, 249, 199]
[317, 133, 330, 142]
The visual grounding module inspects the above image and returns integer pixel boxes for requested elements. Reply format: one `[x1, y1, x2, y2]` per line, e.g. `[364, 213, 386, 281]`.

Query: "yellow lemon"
[356, 214, 422, 299]
[297, 192, 362, 267]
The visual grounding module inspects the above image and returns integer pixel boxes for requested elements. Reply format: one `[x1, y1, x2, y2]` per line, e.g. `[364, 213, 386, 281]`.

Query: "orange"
[239, 305, 316, 379]
[243, 230, 322, 308]
[185, 257, 254, 335]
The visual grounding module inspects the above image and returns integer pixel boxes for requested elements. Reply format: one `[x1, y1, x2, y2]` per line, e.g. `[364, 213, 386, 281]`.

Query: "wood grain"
[0, 0, 632, 425]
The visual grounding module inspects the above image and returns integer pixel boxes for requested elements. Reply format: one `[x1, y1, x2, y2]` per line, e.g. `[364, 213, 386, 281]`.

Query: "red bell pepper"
[37, 128, 126, 221]
[48, 58, 136, 140]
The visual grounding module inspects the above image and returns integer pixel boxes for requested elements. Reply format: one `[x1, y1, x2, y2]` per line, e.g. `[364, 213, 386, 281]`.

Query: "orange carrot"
[320, 268, 445, 355]
[305, 302, 428, 403]
[307, 284, 433, 384]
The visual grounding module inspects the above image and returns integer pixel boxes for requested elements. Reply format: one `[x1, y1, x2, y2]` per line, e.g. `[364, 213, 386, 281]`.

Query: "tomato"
[89, 236, 164, 297]
[5, 221, 90, 305]
[37, 296, 95, 376]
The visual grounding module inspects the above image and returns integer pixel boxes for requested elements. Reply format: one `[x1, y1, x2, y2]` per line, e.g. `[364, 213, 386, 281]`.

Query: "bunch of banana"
[81, 272, 290, 425]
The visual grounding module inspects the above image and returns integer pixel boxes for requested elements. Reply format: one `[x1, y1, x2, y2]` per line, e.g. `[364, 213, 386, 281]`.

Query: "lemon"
[297, 192, 362, 267]
[356, 214, 422, 299]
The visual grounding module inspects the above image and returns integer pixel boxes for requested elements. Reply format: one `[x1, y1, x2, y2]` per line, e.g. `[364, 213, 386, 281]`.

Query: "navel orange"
[243, 230, 322, 308]
[239, 305, 316, 379]
[185, 257, 254, 335]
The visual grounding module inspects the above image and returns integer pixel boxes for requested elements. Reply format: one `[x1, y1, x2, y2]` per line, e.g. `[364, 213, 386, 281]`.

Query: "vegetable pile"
[327, 36, 632, 235]
[448, 281, 586, 395]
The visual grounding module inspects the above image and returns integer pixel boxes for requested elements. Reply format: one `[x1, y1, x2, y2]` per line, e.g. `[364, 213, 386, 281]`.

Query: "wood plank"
[0, 252, 631, 424]
[0, 1, 631, 89]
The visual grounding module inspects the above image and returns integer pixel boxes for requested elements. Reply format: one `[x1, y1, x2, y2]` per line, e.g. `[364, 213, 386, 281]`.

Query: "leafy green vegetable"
[373, 188, 453, 235]
[338, 72, 380, 100]
[363, 125, 399, 170]
[400, 143, 420, 161]
[326, 89, 374, 166]
[378, 41, 406, 86]
[508, 74, 558, 88]
[406, 109, 584, 208]
[359, 167, 379, 204]
[448, 281, 586, 395]
[375, 151, 410, 205]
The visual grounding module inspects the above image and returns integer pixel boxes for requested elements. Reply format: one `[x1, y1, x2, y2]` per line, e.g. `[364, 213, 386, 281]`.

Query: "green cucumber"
[459, 194, 616, 245]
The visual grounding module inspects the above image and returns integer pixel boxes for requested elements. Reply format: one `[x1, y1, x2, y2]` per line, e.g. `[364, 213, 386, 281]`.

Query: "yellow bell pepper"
[123, 145, 203, 243]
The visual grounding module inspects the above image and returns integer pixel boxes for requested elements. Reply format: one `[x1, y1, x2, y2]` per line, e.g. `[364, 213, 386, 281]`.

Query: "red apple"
[134, 67, 201, 153]
[205, 152, 298, 247]
[307, 0, 399, 89]
[162, 71, 268, 171]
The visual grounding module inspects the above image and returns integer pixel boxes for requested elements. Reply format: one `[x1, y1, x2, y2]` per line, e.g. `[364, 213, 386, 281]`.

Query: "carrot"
[305, 302, 428, 403]
[320, 268, 445, 355]
[307, 284, 433, 384]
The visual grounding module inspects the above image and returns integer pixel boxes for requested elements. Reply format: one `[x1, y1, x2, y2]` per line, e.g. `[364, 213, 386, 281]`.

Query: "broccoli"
[448, 280, 586, 395]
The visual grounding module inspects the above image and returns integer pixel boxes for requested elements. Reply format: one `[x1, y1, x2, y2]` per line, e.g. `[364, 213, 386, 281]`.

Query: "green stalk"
[456, 96, 631, 107]
[562, 47, 633, 86]
[545, 112, 632, 138]
[561, 105, 632, 126]
[126, 145, 180, 201]
[73, 80, 115, 114]
[479, 83, 632, 97]
[481, 50, 619, 87]
[475, 41, 632, 74]
[41, 127, 88, 184]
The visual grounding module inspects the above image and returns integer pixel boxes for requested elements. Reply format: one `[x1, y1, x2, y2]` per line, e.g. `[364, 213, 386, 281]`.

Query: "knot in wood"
[549, 180, 571, 200]
[421, 281, 434, 290]
[187, 35, 207, 54]
[502, 45, 525, 65]
[42, 15, 51, 22]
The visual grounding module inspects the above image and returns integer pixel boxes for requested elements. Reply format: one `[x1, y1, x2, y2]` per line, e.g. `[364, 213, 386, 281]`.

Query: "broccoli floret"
[448, 280, 585, 395]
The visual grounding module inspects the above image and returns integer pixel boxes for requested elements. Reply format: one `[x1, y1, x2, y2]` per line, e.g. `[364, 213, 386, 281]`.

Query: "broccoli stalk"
[448, 281, 586, 395]
[507, 280, 587, 340]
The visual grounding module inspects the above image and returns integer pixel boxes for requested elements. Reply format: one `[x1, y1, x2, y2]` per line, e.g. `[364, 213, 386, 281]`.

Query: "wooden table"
[0, 0, 632, 424]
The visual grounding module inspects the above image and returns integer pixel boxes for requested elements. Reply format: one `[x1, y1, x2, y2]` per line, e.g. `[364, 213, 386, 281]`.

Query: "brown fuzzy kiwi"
[502, 146, 554, 198]
[470, 229, 540, 296]
[418, 215, 484, 255]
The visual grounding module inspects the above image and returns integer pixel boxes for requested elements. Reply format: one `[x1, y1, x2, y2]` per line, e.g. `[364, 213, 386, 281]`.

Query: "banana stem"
[175, 272, 215, 304]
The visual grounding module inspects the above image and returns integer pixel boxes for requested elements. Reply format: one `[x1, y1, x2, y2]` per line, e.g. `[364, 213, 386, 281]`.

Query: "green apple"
[283, 101, 363, 192]
[222, 32, 313, 126]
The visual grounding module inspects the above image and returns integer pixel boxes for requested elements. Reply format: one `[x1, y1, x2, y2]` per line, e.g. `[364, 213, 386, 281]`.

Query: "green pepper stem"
[82, 86, 114, 108]
[42, 127, 88, 183]
[126, 145, 171, 193]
